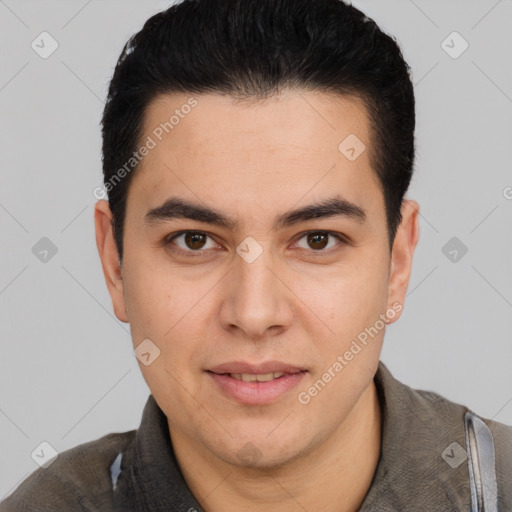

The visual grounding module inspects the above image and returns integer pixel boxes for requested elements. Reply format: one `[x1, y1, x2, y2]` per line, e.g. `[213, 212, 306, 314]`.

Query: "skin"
[95, 89, 419, 511]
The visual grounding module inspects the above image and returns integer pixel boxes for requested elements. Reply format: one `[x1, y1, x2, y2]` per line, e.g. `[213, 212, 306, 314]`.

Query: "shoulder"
[378, 362, 512, 441]
[406, 377, 512, 456]
[406, 377, 512, 507]
[373, 362, 512, 509]
[412, 383, 512, 451]
[0, 430, 136, 512]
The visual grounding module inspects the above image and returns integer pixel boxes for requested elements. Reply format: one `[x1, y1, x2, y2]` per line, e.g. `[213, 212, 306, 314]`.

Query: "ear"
[386, 199, 420, 324]
[94, 200, 129, 323]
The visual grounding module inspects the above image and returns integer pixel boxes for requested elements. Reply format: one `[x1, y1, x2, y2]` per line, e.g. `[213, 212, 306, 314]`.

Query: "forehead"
[142, 89, 370, 155]
[127, 89, 383, 227]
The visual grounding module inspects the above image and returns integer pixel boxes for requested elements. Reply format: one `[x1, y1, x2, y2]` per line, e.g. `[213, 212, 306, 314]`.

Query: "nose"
[218, 245, 294, 340]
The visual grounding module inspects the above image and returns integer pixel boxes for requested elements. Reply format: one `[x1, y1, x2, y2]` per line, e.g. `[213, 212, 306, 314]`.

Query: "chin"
[208, 426, 312, 470]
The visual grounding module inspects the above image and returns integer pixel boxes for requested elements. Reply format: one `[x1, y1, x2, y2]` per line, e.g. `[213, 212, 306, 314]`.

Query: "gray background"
[1, 0, 511, 499]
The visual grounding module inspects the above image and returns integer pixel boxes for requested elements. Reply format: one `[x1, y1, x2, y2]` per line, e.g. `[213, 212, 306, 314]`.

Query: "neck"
[170, 380, 382, 512]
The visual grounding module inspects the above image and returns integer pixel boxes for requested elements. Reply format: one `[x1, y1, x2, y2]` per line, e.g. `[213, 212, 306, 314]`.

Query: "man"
[2, 0, 511, 511]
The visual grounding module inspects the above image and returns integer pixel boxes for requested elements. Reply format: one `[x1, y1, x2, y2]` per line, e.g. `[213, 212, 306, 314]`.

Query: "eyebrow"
[144, 195, 367, 230]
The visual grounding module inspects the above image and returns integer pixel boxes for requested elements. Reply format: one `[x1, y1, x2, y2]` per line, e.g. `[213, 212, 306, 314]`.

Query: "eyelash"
[164, 230, 349, 257]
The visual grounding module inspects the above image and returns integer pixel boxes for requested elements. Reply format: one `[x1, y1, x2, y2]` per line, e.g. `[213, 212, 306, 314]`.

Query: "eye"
[164, 230, 348, 257]
[293, 231, 347, 252]
[166, 231, 220, 254]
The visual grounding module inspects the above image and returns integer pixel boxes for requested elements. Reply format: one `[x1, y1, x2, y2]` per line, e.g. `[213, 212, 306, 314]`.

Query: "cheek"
[124, 277, 168, 336]
[122, 258, 211, 370]
[297, 259, 388, 328]
[290, 253, 390, 374]
[121, 251, 181, 354]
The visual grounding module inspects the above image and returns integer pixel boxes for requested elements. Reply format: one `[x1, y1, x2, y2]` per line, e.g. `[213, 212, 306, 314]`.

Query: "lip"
[208, 360, 306, 375]
[206, 360, 307, 405]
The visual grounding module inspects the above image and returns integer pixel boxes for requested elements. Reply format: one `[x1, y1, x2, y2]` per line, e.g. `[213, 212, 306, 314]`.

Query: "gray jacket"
[1, 360, 511, 511]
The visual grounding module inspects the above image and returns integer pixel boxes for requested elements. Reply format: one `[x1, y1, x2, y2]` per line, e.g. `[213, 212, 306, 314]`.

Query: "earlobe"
[94, 200, 129, 323]
[386, 199, 420, 324]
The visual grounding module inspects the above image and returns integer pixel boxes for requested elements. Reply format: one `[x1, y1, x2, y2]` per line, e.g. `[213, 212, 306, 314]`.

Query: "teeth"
[229, 372, 286, 382]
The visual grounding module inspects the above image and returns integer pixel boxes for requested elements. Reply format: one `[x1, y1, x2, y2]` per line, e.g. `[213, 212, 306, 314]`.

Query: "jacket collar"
[114, 391, 203, 511]
[114, 360, 471, 511]
[360, 361, 471, 510]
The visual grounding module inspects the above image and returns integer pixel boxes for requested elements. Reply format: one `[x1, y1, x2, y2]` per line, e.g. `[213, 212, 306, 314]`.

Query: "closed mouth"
[217, 371, 288, 382]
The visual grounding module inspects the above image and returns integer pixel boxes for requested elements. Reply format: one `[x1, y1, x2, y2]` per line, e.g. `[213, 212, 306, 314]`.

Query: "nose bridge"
[221, 242, 292, 337]
[236, 248, 276, 299]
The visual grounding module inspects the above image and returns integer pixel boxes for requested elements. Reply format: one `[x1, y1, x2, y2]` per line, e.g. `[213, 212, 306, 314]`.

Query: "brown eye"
[294, 231, 346, 252]
[307, 232, 329, 250]
[166, 231, 218, 253]
[184, 232, 207, 250]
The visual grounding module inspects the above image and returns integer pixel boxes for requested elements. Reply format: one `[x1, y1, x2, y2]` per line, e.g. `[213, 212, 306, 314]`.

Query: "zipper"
[464, 411, 499, 512]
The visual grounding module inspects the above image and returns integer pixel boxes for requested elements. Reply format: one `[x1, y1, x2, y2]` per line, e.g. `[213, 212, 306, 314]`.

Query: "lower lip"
[207, 371, 306, 405]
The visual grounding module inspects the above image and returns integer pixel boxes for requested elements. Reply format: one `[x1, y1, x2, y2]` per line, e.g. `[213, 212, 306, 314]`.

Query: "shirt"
[1, 360, 511, 511]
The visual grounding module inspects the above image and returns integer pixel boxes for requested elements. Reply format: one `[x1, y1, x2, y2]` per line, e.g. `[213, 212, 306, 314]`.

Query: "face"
[95, 89, 418, 469]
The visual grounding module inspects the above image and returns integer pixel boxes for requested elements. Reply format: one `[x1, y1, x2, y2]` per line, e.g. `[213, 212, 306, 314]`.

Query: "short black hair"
[101, 0, 415, 262]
